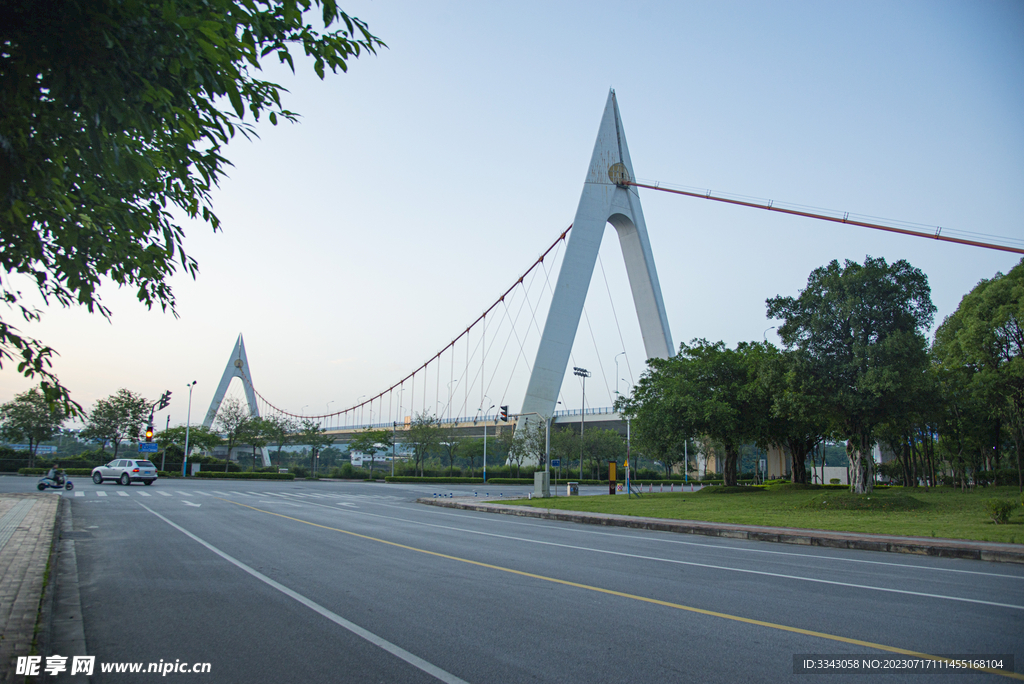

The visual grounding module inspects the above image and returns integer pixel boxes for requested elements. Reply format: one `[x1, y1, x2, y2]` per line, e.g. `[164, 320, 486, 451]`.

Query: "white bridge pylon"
[204, 333, 271, 467]
[520, 89, 674, 427]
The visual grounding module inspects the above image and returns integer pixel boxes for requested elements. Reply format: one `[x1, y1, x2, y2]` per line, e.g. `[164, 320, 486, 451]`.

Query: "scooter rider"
[44, 466, 64, 486]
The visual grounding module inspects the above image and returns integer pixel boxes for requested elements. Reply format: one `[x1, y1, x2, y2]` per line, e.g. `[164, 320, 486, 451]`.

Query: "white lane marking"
[116, 491, 129, 497]
[138, 492, 152, 497]
[74, 492, 84, 497]
[138, 503, 468, 684]
[279, 496, 1024, 611]
[183, 501, 202, 507]
[177, 491, 194, 497]
[409, 502, 1024, 581]
[96, 492, 107, 497]
[194, 491, 212, 496]
[157, 491, 173, 497]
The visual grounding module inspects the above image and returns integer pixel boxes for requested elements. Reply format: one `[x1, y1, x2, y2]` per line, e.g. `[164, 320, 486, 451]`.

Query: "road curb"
[420, 498, 1024, 564]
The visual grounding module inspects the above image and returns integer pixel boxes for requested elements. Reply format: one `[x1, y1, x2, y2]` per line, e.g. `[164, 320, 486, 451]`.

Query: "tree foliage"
[767, 257, 935, 493]
[350, 429, 392, 474]
[933, 258, 1023, 491]
[405, 413, 440, 477]
[82, 388, 151, 460]
[214, 397, 251, 470]
[0, 0, 383, 409]
[619, 339, 762, 486]
[0, 387, 66, 465]
[299, 417, 334, 474]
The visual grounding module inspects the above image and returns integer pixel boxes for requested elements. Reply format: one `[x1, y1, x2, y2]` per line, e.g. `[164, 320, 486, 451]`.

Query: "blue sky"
[3, 0, 1022, 427]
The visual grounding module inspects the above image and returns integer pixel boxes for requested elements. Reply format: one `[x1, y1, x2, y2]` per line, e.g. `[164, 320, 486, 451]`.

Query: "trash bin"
[567, 482, 579, 496]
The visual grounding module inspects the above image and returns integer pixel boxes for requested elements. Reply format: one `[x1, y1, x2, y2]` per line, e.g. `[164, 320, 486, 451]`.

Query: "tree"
[241, 417, 272, 471]
[158, 424, 221, 457]
[933, 259, 1024, 492]
[0, 387, 66, 466]
[214, 397, 251, 471]
[767, 257, 936, 493]
[82, 388, 150, 460]
[263, 415, 296, 466]
[438, 423, 464, 476]
[582, 429, 626, 479]
[0, 0, 383, 409]
[618, 339, 761, 486]
[509, 419, 545, 478]
[350, 429, 392, 476]
[299, 418, 334, 475]
[749, 345, 827, 484]
[405, 413, 440, 477]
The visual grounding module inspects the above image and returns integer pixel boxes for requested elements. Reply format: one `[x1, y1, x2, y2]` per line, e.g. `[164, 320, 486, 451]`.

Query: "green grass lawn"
[506, 484, 1024, 544]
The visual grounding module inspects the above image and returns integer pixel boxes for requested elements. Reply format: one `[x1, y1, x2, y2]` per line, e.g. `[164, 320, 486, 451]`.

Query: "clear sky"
[3, 0, 1022, 429]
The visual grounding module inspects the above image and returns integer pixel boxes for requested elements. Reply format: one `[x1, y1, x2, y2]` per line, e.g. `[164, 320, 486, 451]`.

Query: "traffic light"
[145, 425, 154, 442]
[499, 406, 508, 422]
[157, 391, 171, 410]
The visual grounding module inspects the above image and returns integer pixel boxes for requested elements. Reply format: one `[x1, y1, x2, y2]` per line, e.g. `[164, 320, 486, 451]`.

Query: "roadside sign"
[138, 443, 159, 453]
[551, 459, 560, 467]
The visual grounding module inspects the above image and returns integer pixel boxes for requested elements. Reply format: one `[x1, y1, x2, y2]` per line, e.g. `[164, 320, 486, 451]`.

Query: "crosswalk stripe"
[138, 492, 151, 497]
[158, 491, 172, 497]
[194, 491, 212, 496]
[117, 491, 129, 497]
[97, 491, 107, 497]
[74, 492, 83, 497]
[177, 491, 194, 496]
[210, 491, 230, 496]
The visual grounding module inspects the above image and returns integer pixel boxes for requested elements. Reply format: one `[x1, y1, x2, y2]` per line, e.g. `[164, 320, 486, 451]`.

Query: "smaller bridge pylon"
[204, 333, 270, 467]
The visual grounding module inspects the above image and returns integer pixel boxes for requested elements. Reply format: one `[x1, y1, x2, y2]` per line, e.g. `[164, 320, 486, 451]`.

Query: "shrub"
[830, 478, 841, 485]
[984, 498, 1018, 525]
[699, 485, 764, 494]
[193, 472, 295, 480]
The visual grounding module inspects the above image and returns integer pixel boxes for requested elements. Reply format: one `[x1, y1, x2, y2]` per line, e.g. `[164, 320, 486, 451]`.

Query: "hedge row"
[193, 472, 295, 480]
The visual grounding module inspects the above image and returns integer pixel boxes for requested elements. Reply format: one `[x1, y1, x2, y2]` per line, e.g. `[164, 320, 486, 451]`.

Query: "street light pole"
[614, 352, 625, 398]
[573, 367, 590, 480]
[183, 381, 197, 477]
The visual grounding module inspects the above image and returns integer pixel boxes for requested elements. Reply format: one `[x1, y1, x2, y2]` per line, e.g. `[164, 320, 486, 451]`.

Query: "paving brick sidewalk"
[422, 497, 1024, 564]
[0, 493, 60, 684]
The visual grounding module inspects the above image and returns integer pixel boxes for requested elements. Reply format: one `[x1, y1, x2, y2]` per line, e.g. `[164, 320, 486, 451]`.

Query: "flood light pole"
[573, 367, 590, 480]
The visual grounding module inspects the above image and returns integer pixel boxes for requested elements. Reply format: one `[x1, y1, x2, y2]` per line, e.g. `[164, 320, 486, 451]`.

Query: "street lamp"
[614, 352, 625, 397]
[573, 366, 590, 480]
[182, 381, 197, 477]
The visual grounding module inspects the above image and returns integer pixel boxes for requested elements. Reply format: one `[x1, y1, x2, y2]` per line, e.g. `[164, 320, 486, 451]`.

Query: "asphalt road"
[3, 475, 1022, 683]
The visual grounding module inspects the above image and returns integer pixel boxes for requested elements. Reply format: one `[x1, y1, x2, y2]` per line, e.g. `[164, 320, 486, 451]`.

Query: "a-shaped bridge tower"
[520, 90, 674, 425]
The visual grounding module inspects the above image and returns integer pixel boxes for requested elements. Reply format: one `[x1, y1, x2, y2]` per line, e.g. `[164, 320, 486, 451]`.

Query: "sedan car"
[91, 459, 159, 485]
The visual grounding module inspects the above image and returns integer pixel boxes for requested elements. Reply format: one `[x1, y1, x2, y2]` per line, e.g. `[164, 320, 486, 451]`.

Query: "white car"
[91, 459, 159, 486]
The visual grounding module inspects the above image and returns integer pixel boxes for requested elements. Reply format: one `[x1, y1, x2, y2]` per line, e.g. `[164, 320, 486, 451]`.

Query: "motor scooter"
[37, 472, 73, 491]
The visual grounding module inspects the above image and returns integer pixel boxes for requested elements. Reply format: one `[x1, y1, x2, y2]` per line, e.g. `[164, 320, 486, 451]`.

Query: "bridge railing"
[553, 407, 617, 417]
[323, 408, 618, 433]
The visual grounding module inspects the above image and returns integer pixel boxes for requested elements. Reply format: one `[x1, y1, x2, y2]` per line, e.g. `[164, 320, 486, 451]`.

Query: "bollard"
[690, 483, 694, 492]
[660, 483, 663, 493]
[670, 482, 674, 493]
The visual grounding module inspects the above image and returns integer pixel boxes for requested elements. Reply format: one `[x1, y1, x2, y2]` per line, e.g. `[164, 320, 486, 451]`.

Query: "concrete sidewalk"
[422, 496, 1024, 564]
[0, 493, 60, 683]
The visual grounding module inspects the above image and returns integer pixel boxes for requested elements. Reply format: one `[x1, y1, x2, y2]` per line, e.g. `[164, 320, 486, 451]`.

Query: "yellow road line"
[221, 498, 1021, 680]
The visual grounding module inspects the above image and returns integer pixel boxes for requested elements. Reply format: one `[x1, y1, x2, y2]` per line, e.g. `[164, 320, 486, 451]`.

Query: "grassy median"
[505, 484, 1024, 544]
